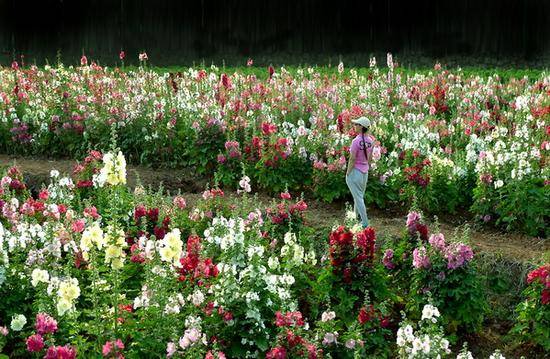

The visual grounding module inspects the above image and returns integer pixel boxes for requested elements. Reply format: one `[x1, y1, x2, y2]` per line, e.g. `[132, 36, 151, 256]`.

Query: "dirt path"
[2, 154, 548, 263]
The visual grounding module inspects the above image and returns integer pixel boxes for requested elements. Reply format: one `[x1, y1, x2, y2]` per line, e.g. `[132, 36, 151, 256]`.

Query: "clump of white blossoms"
[93, 151, 127, 187]
[10, 314, 27, 331]
[396, 304, 451, 358]
[421, 304, 440, 323]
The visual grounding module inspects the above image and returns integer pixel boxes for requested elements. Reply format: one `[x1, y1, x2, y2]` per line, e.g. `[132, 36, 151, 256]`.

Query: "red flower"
[26, 334, 44, 352]
[358, 305, 376, 325]
[280, 192, 291, 200]
[266, 346, 286, 359]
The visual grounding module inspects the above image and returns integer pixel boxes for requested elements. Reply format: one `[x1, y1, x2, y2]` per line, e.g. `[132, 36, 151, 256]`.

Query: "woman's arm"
[346, 151, 356, 176]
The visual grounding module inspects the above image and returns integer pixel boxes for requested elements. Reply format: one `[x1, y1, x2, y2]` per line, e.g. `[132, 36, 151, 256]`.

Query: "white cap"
[351, 116, 371, 128]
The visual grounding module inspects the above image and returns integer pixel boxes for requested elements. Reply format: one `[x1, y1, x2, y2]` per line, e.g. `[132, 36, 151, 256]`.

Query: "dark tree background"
[0, 0, 549, 67]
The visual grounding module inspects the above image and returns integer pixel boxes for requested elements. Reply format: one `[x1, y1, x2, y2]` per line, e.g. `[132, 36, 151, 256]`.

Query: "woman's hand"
[346, 152, 356, 176]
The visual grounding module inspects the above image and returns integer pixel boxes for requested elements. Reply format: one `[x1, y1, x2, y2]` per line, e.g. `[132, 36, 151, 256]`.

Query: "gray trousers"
[346, 168, 369, 227]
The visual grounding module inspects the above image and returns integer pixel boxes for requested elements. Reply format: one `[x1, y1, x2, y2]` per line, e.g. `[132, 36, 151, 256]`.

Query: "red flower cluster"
[329, 226, 377, 284]
[404, 158, 431, 188]
[73, 150, 103, 188]
[430, 83, 449, 115]
[266, 198, 307, 225]
[44, 345, 77, 359]
[329, 225, 354, 268]
[2, 166, 27, 193]
[275, 311, 304, 327]
[270, 312, 321, 359]
[266, 346, 287, 359]
[358, 305, 376, 324]
[132, 205, 171, 240]
[357, 305, 390, 327]
[527, 264, 550, 305]
[178, 235, 219, 282]
[354, 227, 376, 263]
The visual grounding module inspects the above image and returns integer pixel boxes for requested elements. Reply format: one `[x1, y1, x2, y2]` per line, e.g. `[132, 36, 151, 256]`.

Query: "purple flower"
[382, 249, 395, 269]
[445, 243, 473, 270]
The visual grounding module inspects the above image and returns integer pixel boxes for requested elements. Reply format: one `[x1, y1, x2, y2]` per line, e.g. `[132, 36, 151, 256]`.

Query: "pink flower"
[217, 154, 226, 164]
[406, 211, 421, 231]
[26, 334, 44, 352]
[84, 206, 100, 219]
[71, 219, 86, 233]
[280, 192, 291, 200]
[444, 243, 473, 269]
[139, 52, 148, 62]
[39, 190, 49, 200]
[247, 58, 254, 66]
[173, 196, 187, 209]
[266, 346, 286, 359]
[0, 326, 8, 336]
[166, 342, 177, 357]
[80, 55, 88, 66]
[412, 247, 431, 269]
[35, 313, 58, 335]
[44, 345, 76, 359]
[119, 51, 125, 60]
[102, 341, 113, 356]
[428, 233, 446, 251]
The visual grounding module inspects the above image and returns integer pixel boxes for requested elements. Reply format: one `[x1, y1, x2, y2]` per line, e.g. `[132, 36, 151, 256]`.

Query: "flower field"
[0, 57, 548, 236]
[0, 151, 548, 358]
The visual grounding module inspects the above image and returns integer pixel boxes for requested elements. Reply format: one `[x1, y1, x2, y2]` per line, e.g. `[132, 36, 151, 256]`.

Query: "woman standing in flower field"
[346, 116, 374, 228]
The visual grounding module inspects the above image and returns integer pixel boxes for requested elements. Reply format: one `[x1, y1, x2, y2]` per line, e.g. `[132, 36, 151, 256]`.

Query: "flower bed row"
[0, 57, 548, 235]
[0, 151, 548, 357]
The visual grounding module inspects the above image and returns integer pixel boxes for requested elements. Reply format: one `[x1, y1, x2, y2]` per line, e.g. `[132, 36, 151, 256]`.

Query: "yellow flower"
[31, 268, 49, 287]
[57, 279, 80, 302]
[81, 222, 105, 250]
[56, 298, 72, 316]
[105, 244, 122, 262]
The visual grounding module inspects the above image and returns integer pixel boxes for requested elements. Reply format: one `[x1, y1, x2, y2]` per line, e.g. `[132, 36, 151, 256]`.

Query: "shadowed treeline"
[0, 0, 549, 66]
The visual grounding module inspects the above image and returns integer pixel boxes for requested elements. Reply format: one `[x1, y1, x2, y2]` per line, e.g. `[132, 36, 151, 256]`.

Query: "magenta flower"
[26, 334, 44, 352]
[35, 313, 58, 335]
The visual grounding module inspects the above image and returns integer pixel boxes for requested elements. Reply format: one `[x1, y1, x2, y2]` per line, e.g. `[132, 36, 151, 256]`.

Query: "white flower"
[494, 179, 504, 189]
[321, 311, 336, 322]
[50, 169, 60, 178]
[457, 351, 475, 359]
[267, 256, 279, 269]
[489, 350, 506, 359]
[421, 304, 440, 323]
[31, 268, 50, 287]
[345, 210, 357, 221]
[190, 289, 205, 306]
[10, 314, 26, 331]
